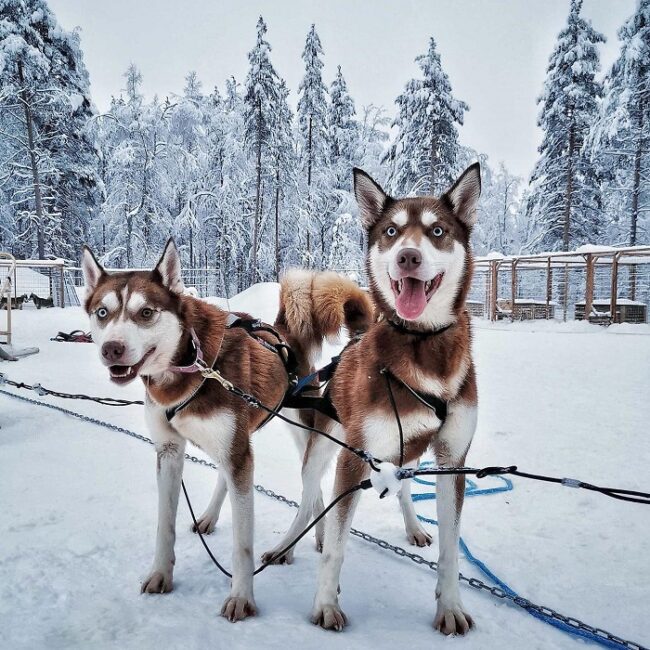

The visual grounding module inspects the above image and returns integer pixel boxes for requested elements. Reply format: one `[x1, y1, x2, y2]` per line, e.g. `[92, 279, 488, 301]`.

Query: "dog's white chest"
[361, 409, 441, 462]
[171, 409, 236, 463]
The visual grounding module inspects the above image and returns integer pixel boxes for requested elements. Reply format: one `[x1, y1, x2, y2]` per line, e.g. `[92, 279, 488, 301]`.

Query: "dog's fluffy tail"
[276, 269, 374, 367]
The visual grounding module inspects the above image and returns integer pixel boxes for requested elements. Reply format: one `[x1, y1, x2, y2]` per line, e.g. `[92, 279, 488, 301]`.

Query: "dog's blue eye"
[386, 226, 397, 237]
[141, 308, 154, 319]
[432, 226, 444, 237]
[96, 307, 108, 320]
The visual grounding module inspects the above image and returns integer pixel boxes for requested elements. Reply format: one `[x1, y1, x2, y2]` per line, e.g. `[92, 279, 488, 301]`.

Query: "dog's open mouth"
[390, 273, 444, 320]
[109, 348, 155, 385]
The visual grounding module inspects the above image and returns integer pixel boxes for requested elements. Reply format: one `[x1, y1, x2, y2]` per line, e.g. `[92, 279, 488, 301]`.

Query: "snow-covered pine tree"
[589, 0, 649, 245]
[328, 65, 357, 188]
[385, 37, 468, 197]
[97, 65, 175, 266]
[527, 0, 605, 251]
[297, 24, 328, 263]
[0, 0, 100, 259]
[244, 16, 279, 281]
[268, 79, 297, 279]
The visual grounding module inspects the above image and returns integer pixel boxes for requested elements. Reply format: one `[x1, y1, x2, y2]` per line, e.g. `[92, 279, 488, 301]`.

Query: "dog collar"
[169, 328, 205, 373]
[386, 318, 454, 338]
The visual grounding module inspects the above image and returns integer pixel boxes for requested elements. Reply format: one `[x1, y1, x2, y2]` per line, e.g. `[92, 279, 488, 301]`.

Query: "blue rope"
[413, 462, 627, 649]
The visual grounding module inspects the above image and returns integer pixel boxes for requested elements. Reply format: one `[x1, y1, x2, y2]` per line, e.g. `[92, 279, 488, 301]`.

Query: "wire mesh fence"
[0, 260, 77, 309]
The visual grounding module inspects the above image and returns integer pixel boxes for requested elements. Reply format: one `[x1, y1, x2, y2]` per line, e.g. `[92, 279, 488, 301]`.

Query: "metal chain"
[0, 387, 646, 650]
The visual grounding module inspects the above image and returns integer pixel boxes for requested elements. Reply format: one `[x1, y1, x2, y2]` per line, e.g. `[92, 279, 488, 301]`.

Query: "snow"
[1, 286, 649, 650]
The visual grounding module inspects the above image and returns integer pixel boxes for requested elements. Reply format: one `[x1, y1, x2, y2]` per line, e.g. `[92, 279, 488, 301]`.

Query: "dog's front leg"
[220, 444, 257, 622]
[397, 459, 433, 547]
[141, 407, 186, 594]
[311, 454, 369, 631]
[433, 401, 477, 635]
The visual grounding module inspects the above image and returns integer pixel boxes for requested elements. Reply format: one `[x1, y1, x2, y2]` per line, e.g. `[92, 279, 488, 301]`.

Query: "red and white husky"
[269, 163, 481, 634]
[81, 241, 373, 620]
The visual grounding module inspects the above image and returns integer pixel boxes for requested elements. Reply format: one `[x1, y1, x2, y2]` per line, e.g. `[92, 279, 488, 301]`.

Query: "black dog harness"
[165, 314, 298, 422]
[164, 314, 449, 427]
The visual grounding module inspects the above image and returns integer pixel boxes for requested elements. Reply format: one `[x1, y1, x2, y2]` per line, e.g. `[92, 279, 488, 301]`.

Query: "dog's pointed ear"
[154, 238, 185, 294]
[81, 245, 105, 294]
[444, 162, 481, 228]
[353, 168, 389, 229]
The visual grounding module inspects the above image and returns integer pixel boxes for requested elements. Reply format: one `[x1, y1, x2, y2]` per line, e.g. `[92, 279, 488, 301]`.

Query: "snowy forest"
[0, 0, 648, 294]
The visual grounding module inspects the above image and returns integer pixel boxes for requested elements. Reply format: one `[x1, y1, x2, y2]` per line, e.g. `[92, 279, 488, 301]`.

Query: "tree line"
[0, 0, 647, 296]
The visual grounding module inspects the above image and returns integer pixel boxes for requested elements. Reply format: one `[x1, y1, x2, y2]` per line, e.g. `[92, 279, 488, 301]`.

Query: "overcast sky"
[48, 0, 638, 179]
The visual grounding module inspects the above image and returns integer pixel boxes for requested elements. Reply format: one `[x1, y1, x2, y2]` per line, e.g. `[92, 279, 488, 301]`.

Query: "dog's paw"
[220, 596, 257, 622]
[260, 547, 294, 565]
[311, 603, 348, 631]
[141, 570, 173, 594]
[434, 603, 474, 635]
[192, 513, 218, 535]
[406, 525, 432, 547]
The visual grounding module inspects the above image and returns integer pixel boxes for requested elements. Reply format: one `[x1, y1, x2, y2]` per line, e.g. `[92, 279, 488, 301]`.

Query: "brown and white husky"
[268, 163, 481, 634]
[81, 241, 374, 620]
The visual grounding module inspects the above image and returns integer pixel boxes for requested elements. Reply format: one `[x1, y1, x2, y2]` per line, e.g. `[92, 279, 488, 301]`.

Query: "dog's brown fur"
[269, 163, 481, 635]
[82, 243, 373, 620]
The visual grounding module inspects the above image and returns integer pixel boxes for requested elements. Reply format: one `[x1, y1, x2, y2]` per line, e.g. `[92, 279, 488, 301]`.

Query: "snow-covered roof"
[475, 245, 650, 268]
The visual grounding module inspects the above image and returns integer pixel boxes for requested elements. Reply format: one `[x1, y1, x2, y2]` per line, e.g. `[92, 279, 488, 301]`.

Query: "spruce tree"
[297, 24, 328, 263]
[328, 65, 357, 187]
[386, 37, 468, 196]
[243, 16, 279, 281]
[527, 0, 605, 251]
[589, 0, 649, 245]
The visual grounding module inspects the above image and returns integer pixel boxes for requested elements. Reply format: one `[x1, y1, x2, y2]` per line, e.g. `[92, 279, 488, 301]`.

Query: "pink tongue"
[396, 277, 428, 320]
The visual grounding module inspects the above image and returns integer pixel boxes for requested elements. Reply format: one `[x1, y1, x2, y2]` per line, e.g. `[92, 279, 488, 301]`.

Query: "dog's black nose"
[397, 248, 422, 272]
[102, 341, 125, 363]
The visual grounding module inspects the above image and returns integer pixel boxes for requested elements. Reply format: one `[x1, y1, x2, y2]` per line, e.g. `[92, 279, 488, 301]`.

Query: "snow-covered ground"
[1, 287, 649, 650]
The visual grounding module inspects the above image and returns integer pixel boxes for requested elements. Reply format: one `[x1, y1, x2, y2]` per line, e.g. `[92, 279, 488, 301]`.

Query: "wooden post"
[490, 260, 499, 321]
[545, 256, 552, 319]
[510, 259, 518, 321]
[562, 264, 569, 322]
[59, 263, 65, 309]
[610, 253, 620, 324]
[585, 254, 594, 320]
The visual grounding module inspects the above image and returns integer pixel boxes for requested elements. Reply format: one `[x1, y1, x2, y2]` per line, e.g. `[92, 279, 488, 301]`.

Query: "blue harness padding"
[413, 461, 628, 649]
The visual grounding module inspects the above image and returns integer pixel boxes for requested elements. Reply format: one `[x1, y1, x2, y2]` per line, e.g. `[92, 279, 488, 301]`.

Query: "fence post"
[610, 253, 620, 323]
[490, 260, 499, 321]
[510, 259, 518, 322]
[585, 254, 594, 319]
[546, 256, 552, 319]
[59, 263, 65, 309]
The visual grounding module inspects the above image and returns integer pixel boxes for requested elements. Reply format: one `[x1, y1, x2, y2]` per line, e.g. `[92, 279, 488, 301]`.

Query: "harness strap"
[282, 392, 340, 423]
[165, 314, 294, 422]
[168, 328, 204, 373]
[386, 318, 454, 338]
[382, 368, 448, 422]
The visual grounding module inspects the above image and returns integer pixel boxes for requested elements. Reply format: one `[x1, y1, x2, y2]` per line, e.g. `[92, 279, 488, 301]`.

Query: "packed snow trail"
[1, 295, 649, 649]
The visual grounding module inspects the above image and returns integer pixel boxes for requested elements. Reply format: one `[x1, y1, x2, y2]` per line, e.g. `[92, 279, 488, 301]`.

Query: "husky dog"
[81, 241, 373, 621]
[268, 163, 481, 634]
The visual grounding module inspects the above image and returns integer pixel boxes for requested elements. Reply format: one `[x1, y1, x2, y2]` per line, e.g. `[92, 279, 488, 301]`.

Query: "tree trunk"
[17, 60, 45, 259]
[563, 120, 576, 252]
[306, 116, 313, 264]
[629, 99, 644, 246]
[275, 166, 280, 281]
[252, 102, 262, 283]
[429, 133, 436, 195]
